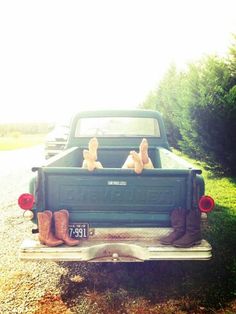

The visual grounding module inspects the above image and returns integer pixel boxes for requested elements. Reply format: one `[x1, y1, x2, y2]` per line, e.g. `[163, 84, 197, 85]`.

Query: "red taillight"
[18, 193, 34, 210]
[199, 195, 215, 213]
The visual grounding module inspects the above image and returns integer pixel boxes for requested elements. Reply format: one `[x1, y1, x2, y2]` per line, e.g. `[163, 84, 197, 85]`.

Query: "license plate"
[68, 223, 89, 239]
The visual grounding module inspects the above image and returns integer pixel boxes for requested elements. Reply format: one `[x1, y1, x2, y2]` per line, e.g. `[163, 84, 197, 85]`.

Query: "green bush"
[142, 64, 183, 148]
[142, 37, 236, 175]
[179, 56, 236, 175]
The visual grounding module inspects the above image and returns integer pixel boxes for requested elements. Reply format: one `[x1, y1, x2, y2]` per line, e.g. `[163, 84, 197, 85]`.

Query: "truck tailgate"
[36, 168, 198, 228]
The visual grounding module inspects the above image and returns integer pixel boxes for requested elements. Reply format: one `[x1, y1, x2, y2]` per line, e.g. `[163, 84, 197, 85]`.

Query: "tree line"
[141, 35, 236, 176]
[0, 123, 53, 136]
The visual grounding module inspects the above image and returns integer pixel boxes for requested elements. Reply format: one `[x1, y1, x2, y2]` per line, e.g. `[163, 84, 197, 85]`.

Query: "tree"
[142, 35, 236, 175]
[179, 55, 236, 174]
[142, 64, 183, 147]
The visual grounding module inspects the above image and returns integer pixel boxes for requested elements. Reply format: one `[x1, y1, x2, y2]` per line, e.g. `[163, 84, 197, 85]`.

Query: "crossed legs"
[122, 138, 154, 173]
[82, 137, 154, 174]
[82, 137, 103, 171]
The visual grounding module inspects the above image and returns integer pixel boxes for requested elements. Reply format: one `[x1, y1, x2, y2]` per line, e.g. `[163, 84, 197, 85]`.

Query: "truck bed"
[33, 146, 201, 228]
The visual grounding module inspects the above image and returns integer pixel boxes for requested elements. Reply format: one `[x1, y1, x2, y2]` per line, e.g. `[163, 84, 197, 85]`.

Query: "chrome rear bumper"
[20, 228, 212, 262]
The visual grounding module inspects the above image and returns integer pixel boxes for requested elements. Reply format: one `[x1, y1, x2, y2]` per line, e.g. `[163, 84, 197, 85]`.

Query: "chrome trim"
[20, 228, 212, 262]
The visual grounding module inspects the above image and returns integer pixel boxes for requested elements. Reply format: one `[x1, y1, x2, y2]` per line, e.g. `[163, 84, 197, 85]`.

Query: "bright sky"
[0, 0, 235, 123]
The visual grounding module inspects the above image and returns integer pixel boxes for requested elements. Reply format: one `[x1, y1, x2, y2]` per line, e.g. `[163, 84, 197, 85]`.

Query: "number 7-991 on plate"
[68, 224, 89, 239]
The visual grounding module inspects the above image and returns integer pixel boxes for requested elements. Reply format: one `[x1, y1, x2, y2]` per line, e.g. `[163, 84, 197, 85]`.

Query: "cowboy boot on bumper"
[173, 210, 202, 248]
[37, 210, 63, 247]
[54, 209, 80, 246]
[160, 208, 186, 245]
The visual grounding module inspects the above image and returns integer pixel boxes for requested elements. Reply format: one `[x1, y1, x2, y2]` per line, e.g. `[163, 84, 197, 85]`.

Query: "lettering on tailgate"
[60, 185, 174, 205]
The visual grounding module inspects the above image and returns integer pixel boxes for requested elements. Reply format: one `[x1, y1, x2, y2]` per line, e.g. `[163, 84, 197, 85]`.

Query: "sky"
[0, 0, 236, 123]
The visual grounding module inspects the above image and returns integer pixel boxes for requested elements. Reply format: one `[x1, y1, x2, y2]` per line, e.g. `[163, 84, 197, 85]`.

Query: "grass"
[174, 149, 236, 214]
[58, 151, 236, 313]
[163, 150, 236, 307]
[0, 133, 46, 150]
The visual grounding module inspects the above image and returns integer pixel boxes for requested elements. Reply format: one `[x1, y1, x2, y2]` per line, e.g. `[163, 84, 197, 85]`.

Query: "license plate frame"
[68, 223, 89, 239]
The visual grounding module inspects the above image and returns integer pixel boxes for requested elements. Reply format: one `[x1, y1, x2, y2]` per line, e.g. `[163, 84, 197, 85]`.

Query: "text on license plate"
[68, 224, 89, 239]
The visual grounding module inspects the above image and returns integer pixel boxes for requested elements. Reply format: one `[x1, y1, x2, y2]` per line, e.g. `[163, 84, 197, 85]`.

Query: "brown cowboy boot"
[173, 210, 202, 248]
[37, 210, 63, 247]
[160, 208, 186, 245]
[54, 209, 80, 246]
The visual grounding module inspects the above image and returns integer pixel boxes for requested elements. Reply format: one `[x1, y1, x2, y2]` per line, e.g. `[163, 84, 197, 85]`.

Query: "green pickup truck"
[19, 110, 214, 262]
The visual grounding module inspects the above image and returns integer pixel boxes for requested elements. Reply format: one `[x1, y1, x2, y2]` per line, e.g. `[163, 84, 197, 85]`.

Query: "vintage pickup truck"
[19, 110, 214, 262]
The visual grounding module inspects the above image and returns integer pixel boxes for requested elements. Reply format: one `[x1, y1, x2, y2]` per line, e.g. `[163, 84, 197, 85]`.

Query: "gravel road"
[0, 147, 120, 314]
[0, 147, 69, 313]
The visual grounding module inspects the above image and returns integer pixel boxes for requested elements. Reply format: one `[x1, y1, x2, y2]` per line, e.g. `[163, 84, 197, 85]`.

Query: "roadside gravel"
[0, 146, 118, 313]
[0, 147, 69, 313]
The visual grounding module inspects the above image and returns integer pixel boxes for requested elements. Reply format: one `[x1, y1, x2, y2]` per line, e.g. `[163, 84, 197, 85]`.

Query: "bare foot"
[139, 138, 149, 164]
[130, 151, 143, 174]
[88, 137, 98, 160]
[144, 159, 154, 169]
[82, 149, 96, 171]
[82, 149, 103, 171]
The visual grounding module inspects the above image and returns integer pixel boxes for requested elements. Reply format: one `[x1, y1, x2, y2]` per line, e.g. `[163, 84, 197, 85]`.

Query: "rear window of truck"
[75, 117, 161, 137]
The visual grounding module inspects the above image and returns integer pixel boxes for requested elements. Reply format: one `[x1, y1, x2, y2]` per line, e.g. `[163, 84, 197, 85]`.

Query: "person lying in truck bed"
[82, 137, 154, 174]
